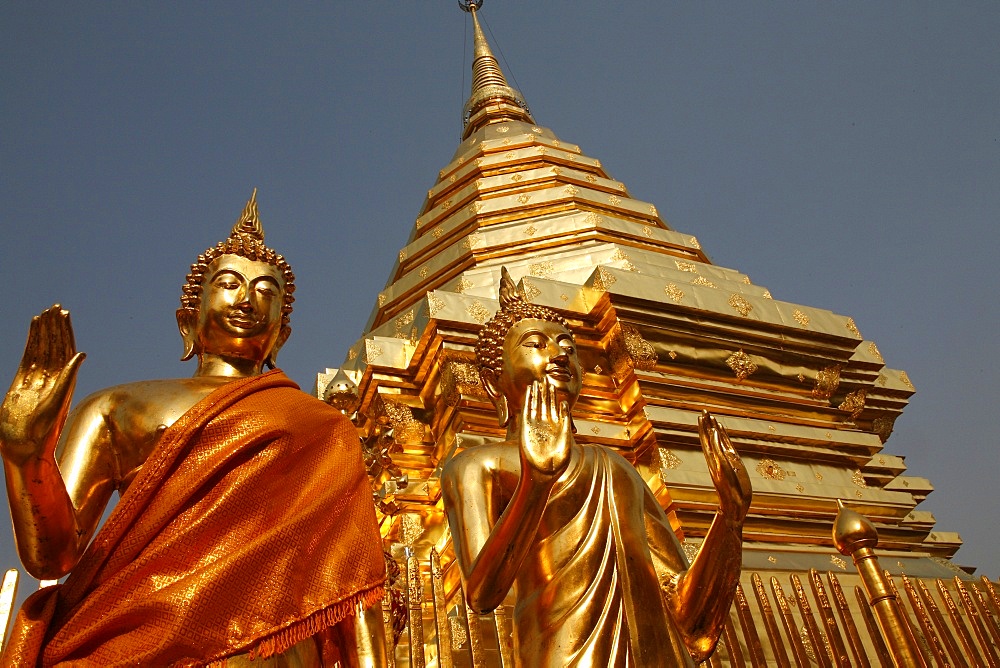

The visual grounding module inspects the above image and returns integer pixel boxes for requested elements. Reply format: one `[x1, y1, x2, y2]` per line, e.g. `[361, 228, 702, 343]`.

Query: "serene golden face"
[498, 318, 582, 412]
[194, 255, 286, 363]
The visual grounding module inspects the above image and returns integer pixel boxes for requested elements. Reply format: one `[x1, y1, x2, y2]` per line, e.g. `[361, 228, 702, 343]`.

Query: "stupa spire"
[461, 1, 533, 138]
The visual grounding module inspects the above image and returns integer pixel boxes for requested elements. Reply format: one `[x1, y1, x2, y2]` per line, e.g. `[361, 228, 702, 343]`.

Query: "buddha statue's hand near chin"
[519, 379, 572, 481]
[0, 306, 85, 465]
[697, 410, 752, 525]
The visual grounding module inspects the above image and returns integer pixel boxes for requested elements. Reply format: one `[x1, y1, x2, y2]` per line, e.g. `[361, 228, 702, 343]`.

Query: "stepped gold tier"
[316, 4, 1000, 666]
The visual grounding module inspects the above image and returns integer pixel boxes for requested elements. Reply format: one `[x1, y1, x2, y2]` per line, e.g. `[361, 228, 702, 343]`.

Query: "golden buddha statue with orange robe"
[442, 268, 752, 666]
[0, 192, 386, 666]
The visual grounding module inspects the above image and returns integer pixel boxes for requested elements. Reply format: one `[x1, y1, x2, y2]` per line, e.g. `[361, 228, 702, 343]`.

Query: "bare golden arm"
[669, 411, 751, 661]
[443, 381, 573, 613]
[0, 306, 110, 579]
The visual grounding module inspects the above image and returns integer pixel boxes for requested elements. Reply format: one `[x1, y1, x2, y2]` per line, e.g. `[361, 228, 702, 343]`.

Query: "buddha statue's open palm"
[0, 306, 85, 463]
[519, 379, 573, 479]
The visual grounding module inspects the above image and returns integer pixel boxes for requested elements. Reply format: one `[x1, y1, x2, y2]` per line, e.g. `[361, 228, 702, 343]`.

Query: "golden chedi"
[442, 268, 752, 666]
[0, 191, 385, 666]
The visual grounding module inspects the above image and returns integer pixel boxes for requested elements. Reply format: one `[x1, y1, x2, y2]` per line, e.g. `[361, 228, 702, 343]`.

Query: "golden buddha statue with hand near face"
[442, 268, 752, 666]
[1, 191, 386, 666]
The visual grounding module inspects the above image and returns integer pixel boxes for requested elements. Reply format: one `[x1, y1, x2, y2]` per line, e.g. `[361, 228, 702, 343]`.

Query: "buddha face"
[496, 318, 582, 414]
[188, 254, 288, 364]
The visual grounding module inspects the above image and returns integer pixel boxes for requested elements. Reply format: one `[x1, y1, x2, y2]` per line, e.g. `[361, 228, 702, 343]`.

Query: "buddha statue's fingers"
[698, 411, 752, 522]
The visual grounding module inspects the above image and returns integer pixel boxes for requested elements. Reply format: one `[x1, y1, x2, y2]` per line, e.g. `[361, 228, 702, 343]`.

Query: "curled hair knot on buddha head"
[475, 267, 572, 378]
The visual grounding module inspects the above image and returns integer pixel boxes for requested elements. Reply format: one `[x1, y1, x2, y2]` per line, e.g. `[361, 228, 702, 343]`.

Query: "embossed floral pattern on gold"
[812, 365, 842, 399]
[762, 290, 773, 300]
[868, 342, 884, 362]
[524, 225, 537, 237]
[839, 389, 867, 420]
[622, 324, 657, 370]
[792, 309, 810, 327]
[467, 301, 492, 324]
[365, 340, 384, 364]
[608, 195, 621, 206]
[692, 276, 717, 288]
[441, 360, 486, 407]
[593, 266, 617, 291]
[899, 370, 915, 390]
[756, 458, 787, 481]
[529, 261, 554, 278]
[656, 448, 682, 476]
[450, 617, 467, 650]
[726, 349, 758, 381]
[851, 470, 867, 488]
[427, 294, 446, 317]
[728, 294, 753, 317]
[516, 281, 540, 302]
[462, 233, 482, 250]
[689, 236, 701, 249]
[399, 513, 423, 546]
[872, 414, 897, 443]
[664, 283, 684, 303]
[675, 261, 698, 273]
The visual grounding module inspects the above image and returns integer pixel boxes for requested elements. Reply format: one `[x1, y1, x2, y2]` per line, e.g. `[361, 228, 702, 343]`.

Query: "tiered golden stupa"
[318, 4, 1000, 665]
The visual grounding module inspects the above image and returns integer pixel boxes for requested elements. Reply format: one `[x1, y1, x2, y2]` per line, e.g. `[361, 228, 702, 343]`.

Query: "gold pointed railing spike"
[808, 569, 850, 667]
[771, 576, 813, 666]
[733, 582, 767, 667]
[926, 578, 975, 666]
[492, 605, 514, 667]
[406, 553, 426, 668]
[826, 572, 871, 668]
[900, 574, 952, 666]
[750, 573, 791, 668]
[953, 577, 1000, 666]
[969, 580, 1000, 650]
[462, 597, 487, 667]
[428, 549, 454, 668]
[791, 574, 833, 668]
[722, 613, 746, 666]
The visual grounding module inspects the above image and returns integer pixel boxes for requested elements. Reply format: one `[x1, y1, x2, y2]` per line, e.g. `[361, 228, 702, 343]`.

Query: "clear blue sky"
[2, 1, 997, 608]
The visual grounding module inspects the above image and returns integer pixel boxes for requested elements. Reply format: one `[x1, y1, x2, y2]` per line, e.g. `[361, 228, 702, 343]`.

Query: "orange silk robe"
[2, 370, 384, 667]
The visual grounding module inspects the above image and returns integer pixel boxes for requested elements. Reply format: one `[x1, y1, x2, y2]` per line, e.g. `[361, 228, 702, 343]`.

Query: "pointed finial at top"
[231, 187, 265, 243]
[460, 1, 533, 138]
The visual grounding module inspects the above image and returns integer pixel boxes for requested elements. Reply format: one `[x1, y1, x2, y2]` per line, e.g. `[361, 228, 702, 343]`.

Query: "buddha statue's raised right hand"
[0, 306, 86, 465]
[519, 379, 572, 478]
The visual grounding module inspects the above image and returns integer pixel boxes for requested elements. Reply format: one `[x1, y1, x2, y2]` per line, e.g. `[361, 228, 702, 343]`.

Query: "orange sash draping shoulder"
[2, 370, 384, 667]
